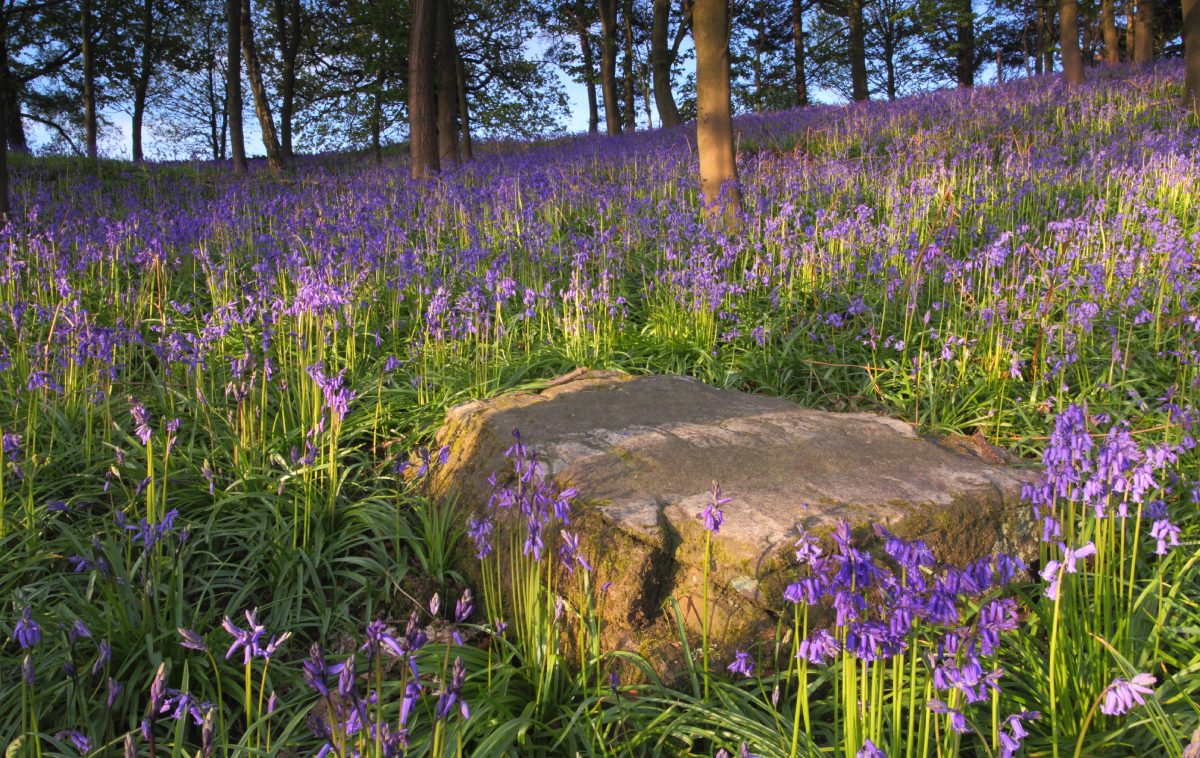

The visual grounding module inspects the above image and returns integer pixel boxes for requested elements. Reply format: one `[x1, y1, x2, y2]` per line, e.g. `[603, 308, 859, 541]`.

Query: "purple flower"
[467, 517, 493, 559]
[148, 662, 168, 716]
[857, 739, 888, 758]
[435, 656, 469, 721]
[796, 628, 840, 665]
[927, 699, 972, 733]
[129, 399, 153, 445]
[1101, 673, 1156, 716]
[1000, 711, 1040, 758]
[1150, 519, 1180, 555]
[559, 530, 592, 574]
[702, 481, 730, 534]
[455, 588, 474, 623]
[727, 650, 755, 677]
[67, 618, 91, 645]
[54, 731, 91, 755]
[400, 678, 422, 725]
[107, 677, 122, 708]
[362, 619, 405, 660]
[1040, 541, 1096, 600]
[92, 639, 111, 675]
[178, 628, 208, 652]
[222, 609, 269, 664]
[13, 606, 40, 649]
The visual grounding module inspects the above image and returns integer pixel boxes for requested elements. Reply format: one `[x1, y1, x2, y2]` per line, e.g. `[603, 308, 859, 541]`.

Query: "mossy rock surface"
[427, 370, 1039, 674]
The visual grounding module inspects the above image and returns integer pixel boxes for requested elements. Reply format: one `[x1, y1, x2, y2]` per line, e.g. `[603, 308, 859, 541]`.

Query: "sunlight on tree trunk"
[1101, 0, 1119, 64]
[1060, 0, 1084, 84]
[651, 0, 681, 128]
[579, 25, 601, 134]
[436, 0, 460, 168]
[409, 0, 440, 178]
[1134, 0, 1155, 63]
[598, 0, 622, 135]
[242, 0, 284, 171]
[793, 0, 808, 106]
[1185, 0, 1200, 113]
[694, 0, 740, 227]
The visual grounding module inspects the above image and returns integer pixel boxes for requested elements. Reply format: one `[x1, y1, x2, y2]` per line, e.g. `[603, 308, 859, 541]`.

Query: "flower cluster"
[470, 428, 579, 569]
[785, 520, 1035, 754]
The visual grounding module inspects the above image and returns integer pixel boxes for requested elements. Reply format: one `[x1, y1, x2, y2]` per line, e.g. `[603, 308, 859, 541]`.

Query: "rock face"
[427, 370, 1038, 670]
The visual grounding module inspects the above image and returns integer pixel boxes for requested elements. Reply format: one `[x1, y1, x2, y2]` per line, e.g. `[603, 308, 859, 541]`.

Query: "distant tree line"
[0, 0, 1197, 205]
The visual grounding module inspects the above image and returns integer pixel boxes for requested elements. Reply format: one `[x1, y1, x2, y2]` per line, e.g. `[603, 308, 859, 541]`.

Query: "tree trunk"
[409, 0, 439, 178]
[455, 50, 473, 158]
[885, 41, 897, 99]
[371, 71, 383, 164]
[2, 85, 23, 153]
[1133, 0, 1154, 63]
[132, 0, 153, 162]
[1060, 0, 1084, 83]
[955, 0, 975, 87]
[1035, 0, 1045, 73]
[81, 0, 97, 160]
[1043, 0, 1055, 72]
[651, 0, 681, 126]
[848, 0, 868, 100]
[578, 25, 600, 134]
[1185, 0, 1200, 113]
[1125, 0, 1134, 58]
[1101, 0, 1118, 64]
[598, 0, 622, 134]
[792, 0, 808, 106]
[0, 15, 9, 222]
[241, 0, 284, 171]
[227, 0, 247, 172]
[753, 30, 763, 111]
[271, 0, 301, 160]
[435, 0, 460, 166]
[1081, 12, 1094, 62]
[694, 0, 740, 224]
[622, 0, 636, 131]
[210, 57, 226, 160]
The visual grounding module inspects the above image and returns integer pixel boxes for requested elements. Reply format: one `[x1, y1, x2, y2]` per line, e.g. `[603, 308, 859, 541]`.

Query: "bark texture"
[270, 0, 302, 159]
[848, 0, 868, 100]
[1060, 0, 1084, 84]
[455, 50, 473, 159]
[132, 0, 154, 162]
[0, 15, 8, 221]
[1101, 0, 1118, 64]
[1133, 0, 1154, 63]
[598, 0, 622, 134]
[954, 0, 975, 87]
[409, 0, 440, 178]
[578, 25, 600, 134]
[228, 0, 247, 172]
[1185, 0, 1200, 112]
[435, 0, 460, 167]
[651, 0, 681, 127]
[241, 0, 284, 170]
[622, 0, 636, 131]
[793, 0, 808, 106]
[694, 0, 740, 224]
[81, 0, 97, 159]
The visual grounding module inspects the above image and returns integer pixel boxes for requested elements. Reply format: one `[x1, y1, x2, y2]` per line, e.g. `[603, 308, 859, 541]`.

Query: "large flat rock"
[427, 370, 1037, 669]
